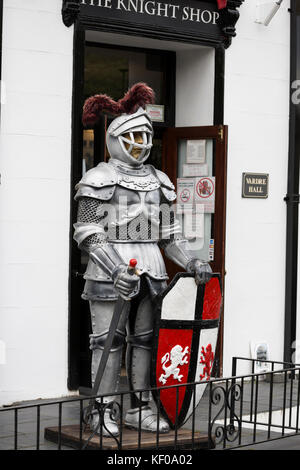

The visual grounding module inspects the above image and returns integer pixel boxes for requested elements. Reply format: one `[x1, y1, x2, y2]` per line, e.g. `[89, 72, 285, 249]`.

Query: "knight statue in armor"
[74, 83, 212, 437]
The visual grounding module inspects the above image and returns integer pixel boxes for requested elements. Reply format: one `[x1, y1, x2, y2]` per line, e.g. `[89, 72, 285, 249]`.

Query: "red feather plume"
[82, 82, 155, 127]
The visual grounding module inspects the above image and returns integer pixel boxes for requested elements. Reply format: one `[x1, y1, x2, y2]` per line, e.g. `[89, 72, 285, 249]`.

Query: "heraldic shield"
[151, 273, 222, 429]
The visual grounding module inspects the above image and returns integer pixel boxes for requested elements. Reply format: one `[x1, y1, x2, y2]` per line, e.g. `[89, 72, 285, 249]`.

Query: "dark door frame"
[68, 25, 86, 390]
[67, 22, 225, 390]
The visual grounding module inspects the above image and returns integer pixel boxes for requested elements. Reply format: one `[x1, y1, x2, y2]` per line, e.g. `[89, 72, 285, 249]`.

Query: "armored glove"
[186, 259, 213, 285]
[112, 264, 140, 299]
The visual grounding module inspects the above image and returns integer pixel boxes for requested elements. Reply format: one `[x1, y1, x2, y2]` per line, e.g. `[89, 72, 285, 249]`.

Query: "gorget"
[108, 159, 160, 192]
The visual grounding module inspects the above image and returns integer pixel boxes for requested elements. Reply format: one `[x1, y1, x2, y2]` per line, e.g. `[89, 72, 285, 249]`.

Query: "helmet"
[106, 108, 153, 166]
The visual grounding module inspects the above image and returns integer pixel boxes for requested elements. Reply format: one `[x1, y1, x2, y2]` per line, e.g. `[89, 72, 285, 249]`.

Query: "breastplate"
[100, 163, 161, 242]
[106, 185, 160, 242]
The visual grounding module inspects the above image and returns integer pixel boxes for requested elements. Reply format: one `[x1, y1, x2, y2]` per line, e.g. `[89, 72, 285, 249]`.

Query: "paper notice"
[182, 164, 208, 178]
[186, 140, 206, 164]
[182, 208, 204, 239]
[194, 177, 215, 213]
[177, 178, 195, 213]
[184, 214, 204, 240]
[145, 104, 164, 122]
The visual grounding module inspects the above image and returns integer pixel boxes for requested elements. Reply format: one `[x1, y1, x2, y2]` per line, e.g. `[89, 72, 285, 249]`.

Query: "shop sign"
[63, 1, 244, 48]
[242, 173, 269, 199]
[79, 0, 223, 41]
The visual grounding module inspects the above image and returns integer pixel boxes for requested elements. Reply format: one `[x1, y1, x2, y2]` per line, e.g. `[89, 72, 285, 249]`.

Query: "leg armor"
[89, 300, 129, 403]
[126, 295, 154, 407]
[125, 282, 170, 433]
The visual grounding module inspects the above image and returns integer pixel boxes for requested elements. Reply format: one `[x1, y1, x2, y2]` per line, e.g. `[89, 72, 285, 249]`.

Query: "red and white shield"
[151, 273, 222, 429]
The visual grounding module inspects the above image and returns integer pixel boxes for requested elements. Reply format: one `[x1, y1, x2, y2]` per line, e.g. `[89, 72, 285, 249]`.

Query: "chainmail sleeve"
[76, 197, 107, 252]
[74, 196, 126, 279]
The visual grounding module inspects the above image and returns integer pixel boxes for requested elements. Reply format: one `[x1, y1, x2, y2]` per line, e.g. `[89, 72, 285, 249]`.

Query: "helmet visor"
[119, 131, 152, 162]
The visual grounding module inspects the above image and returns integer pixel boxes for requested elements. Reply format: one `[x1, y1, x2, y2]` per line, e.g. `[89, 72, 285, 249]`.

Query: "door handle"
[71, 270, 84, 278]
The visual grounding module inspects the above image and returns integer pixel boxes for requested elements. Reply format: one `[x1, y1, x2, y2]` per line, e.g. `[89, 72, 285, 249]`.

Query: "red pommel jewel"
[129, 259, 137, 268]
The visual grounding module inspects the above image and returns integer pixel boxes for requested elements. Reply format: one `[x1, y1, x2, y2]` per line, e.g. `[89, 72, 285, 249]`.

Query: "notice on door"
[182, 163, 208, 177]
[186, 140, 206, 164]
[194, 177, 215, 213]
[145, 104, 164, 122]
[177, 178, 195, 213]
[177, 177, 215, 214]
[184, 208, 204, 240]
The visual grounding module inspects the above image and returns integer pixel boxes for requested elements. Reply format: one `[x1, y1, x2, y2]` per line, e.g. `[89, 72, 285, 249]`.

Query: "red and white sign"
[180, 188, 191, 203]
[194, 177, 215, 213]
[177, 178, 195, 213]
[177, 177, 215, 214]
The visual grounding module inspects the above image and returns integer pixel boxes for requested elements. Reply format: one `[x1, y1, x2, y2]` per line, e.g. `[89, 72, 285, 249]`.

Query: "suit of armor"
[74, 107, 211, 436]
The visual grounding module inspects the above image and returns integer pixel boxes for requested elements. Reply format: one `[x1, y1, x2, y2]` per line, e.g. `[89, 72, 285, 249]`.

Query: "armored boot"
[125, 295, 170, 433]
[125, 406, 169, 434]
[89, 407, 119, 437]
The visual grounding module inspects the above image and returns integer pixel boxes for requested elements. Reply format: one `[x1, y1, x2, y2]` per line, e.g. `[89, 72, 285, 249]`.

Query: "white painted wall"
[223, 1, 291, 375]
[176, 47, 215, 127]
[0, 0, 74, 405]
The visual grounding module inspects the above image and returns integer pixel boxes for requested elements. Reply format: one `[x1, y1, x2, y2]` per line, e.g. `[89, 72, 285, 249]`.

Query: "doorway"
[69, 40, 176, 391]
[68, 32, 227, 391]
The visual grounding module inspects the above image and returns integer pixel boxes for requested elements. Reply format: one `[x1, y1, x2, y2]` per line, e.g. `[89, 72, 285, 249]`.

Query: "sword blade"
[86, 296, 128, 414]
[84, 259, 138, 422]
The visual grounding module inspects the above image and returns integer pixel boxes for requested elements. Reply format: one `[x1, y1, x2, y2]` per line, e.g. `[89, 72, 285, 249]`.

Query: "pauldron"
[74, 160, 176, 203]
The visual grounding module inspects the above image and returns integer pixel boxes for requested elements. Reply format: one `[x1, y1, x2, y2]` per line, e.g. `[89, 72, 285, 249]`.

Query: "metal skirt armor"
[84, 242, 168, 283]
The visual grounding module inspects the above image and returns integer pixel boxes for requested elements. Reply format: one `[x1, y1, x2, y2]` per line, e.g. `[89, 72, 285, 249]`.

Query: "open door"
[162, 125, 228, 375]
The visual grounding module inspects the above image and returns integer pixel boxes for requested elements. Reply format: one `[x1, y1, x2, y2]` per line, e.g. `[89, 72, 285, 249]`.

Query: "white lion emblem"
[159, 345, 190, 385]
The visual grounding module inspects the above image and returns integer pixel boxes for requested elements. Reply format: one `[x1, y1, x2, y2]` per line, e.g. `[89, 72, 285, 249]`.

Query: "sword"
[83, 258, 139, 424]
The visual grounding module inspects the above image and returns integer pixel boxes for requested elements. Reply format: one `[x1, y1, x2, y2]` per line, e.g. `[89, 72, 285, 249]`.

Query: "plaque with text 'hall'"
[242, 173, 269, 199]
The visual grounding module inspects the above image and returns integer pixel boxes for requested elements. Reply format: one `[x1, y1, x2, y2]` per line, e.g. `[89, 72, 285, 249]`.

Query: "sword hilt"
[128, 258, 138, 275]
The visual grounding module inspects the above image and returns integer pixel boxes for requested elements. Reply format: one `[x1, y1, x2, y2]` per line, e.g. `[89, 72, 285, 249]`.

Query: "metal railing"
[214, 357, 300, 449]
[1, 357, 300, 450]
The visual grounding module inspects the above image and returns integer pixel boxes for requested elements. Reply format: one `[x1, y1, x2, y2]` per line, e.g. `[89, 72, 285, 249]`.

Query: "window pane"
[177, 139, 215, 262]
[84, 46, 165, 103]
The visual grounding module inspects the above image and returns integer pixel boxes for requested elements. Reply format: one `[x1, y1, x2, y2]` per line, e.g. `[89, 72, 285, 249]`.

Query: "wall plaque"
[242, 173, 269, 199]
